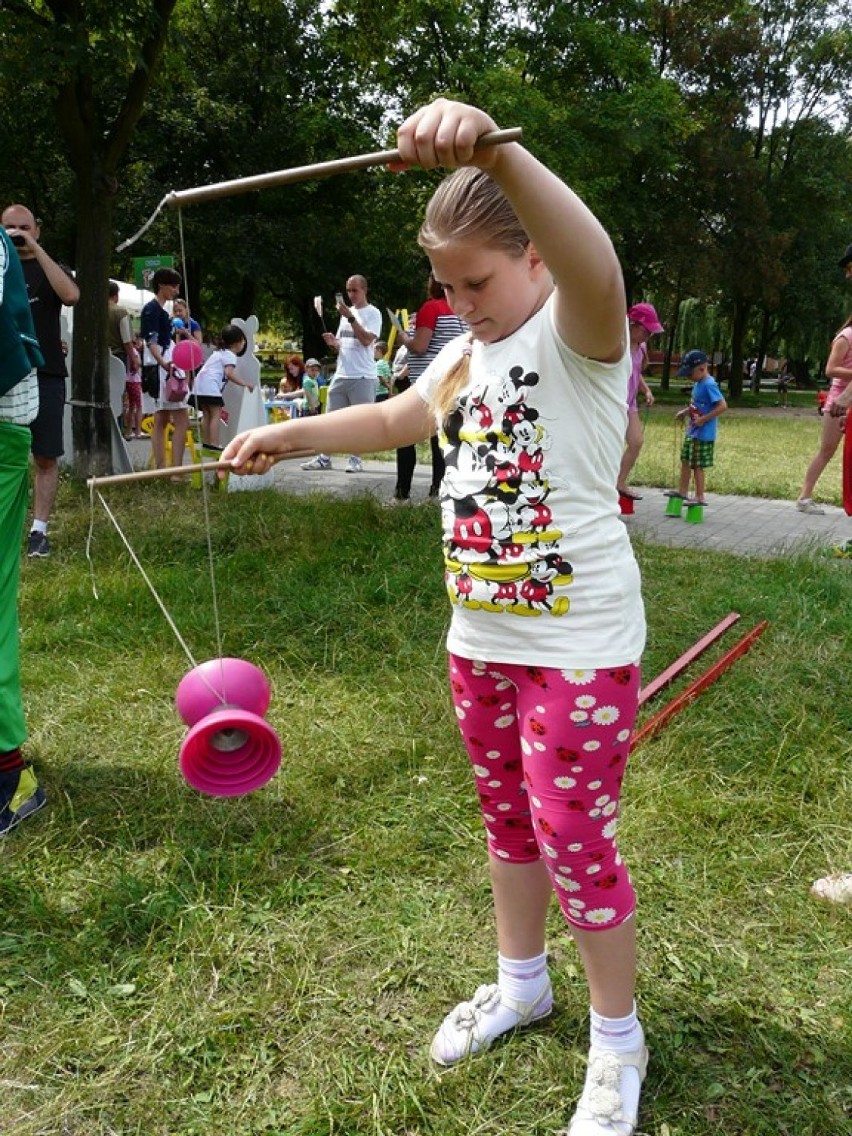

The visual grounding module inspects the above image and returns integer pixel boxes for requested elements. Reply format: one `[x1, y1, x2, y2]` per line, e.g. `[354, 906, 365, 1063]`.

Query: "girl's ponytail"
[432, 336, 474, 422]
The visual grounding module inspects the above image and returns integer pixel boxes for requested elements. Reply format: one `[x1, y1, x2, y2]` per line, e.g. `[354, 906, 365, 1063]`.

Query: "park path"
[126, 439, 849, 558]
[247, 454, 851, 558]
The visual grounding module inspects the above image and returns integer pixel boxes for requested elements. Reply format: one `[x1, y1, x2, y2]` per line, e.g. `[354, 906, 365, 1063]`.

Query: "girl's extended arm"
[221, 385, 434, 476]
[225, 365, 254, 391]
[395, 99, 625, 363]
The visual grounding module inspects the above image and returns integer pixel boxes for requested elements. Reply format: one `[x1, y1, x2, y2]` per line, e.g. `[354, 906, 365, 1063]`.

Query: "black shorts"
[29, 374, 67, 458]
[188, 394, 224, 409]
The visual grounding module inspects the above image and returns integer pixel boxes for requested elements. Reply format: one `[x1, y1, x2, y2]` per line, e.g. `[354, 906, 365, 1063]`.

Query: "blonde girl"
[222, 99, 647, 1136]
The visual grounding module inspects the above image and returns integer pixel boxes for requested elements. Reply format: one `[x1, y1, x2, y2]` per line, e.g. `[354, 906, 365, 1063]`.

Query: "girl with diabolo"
[222, 98, 649, 1136]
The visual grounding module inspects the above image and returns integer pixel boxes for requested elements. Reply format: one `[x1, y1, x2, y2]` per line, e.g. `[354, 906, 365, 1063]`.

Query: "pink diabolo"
[175, 658, 282, 797]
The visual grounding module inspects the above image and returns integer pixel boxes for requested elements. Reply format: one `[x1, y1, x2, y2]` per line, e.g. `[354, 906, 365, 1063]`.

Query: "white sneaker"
[796, 498, 824, 514]
[345, 456, 364, 473]
[301, 455, 331, 471]
[564, 1045, 648, 1136]
[430, 981, 553, 1065]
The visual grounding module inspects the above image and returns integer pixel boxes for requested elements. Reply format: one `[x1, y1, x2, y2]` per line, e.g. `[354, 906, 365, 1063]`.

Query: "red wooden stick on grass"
[638, 612, 741, 706]
[632, 620, 769, 748]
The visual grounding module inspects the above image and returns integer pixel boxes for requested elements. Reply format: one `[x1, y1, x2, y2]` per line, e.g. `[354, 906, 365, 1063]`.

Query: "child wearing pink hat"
[617, 303, 663, 500]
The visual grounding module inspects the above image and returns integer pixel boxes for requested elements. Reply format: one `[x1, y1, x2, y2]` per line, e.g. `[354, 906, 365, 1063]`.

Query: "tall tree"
[0, 0, 179, 475]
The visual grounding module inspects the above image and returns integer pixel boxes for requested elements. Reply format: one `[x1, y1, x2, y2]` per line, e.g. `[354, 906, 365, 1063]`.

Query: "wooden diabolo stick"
[86, 450, 317, 489]
[164, 128, 523, 209]
[638, 612, 741, 706]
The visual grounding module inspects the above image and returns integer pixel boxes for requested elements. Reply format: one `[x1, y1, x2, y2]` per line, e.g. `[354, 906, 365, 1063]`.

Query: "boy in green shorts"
[666, 349, 727, 505]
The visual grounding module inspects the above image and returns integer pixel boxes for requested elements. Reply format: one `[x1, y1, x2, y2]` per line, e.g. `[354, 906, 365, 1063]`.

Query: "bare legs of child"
[616, 412, 645, 500]
[432, 858, 645, 1136]
[431, 658, 647, 1135]
[152, 408, 188, 476]
[677, 461, 705, 504]
[797, 412, 844, 514]
[202, 406, 224, 449]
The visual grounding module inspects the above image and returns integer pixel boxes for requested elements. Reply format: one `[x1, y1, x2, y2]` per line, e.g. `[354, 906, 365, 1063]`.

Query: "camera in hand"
[9, 231, 26, 248]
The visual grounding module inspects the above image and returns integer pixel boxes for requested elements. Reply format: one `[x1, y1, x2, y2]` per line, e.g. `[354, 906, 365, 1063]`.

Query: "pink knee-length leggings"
[449, 653, 641, 931]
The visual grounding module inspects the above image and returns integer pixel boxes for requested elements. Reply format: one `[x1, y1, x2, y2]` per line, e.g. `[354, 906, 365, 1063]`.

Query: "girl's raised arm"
[396, 99, 625, 363]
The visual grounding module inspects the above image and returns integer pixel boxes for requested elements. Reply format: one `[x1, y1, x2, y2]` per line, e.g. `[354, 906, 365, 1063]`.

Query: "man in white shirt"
[302, 274, 382, 472]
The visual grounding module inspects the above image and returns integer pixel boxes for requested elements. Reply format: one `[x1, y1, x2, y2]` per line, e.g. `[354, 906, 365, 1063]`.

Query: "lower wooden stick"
[86, 449, 316, 488]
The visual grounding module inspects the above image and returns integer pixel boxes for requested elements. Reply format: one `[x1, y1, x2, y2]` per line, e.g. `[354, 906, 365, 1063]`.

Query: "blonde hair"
[418, 168, 529, 421]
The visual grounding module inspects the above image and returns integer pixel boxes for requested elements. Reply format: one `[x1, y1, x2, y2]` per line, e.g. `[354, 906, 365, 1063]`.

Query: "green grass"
[3, 477, 851, 1136]
[626, 406, 842, 506]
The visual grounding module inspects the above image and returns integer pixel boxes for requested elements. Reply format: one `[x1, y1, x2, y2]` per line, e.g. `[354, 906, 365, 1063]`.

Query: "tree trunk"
[754, 308, 772, 394]
[70, 160, 116, 478]
[728, 299, 751, 400]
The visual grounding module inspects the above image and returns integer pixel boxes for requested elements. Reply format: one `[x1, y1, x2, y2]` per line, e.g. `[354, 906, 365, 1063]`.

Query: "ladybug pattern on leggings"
[451, 655, 640, 929]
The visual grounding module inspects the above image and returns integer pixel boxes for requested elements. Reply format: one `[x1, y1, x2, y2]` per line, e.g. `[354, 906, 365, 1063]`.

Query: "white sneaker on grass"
[301, 455, 331, 471]
[563, 1045, 648, 1136]
[430, 980, 553, 1065]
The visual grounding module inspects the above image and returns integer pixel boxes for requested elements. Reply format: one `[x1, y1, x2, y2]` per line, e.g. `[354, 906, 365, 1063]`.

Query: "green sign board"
[133, 255, 175, 291]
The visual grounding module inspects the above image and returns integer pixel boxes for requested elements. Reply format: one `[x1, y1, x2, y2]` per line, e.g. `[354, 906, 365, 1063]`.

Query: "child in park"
[616, 302, 661, 501]
[222, 99, 649, 1136]
[278, 354, 321, 417]
[374, 341, 393, 402]
[191, 324, 253, 448]
[667, 349, 727, 506]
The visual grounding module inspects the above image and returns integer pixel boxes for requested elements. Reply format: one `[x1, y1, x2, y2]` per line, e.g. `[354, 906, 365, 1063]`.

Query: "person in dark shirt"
[140, 268, 188, 472]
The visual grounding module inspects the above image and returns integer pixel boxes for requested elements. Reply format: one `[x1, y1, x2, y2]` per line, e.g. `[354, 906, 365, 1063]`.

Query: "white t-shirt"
[415, 296, 645, 669]
[194, 349, 237, 397]
[334, 303, 382, 379]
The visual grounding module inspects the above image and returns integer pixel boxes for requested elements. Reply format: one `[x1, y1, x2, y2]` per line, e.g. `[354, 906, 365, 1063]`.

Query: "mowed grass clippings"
[1, 481, 850, 1136]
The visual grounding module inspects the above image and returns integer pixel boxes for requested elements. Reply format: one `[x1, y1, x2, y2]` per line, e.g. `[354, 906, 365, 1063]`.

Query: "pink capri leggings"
[449, 654, 641, 932]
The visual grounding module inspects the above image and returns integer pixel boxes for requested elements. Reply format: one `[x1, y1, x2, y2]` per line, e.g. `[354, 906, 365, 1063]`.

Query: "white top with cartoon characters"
[415, 296, 646, 669]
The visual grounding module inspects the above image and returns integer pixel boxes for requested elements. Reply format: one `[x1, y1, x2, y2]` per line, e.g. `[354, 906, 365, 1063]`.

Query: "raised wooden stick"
[165, 128, 523, 208]
[86, 450, 316, 488]
[632, 620, 768, 748]
[638, 612, 741, 706]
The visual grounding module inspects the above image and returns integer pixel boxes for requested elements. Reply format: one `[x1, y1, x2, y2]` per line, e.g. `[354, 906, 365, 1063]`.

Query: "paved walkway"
[242, 454, 851, 559]
[129, 440, 850, 558]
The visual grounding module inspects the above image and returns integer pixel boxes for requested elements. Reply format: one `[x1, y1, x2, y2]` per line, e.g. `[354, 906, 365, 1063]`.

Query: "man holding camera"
[1, 203, 79, 558]
[301, 274, 381, 473]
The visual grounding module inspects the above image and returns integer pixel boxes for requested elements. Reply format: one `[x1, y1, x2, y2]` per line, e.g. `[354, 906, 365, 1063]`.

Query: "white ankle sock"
[589, 1003, 643, 1053]
[497, 950, 551, 1005]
